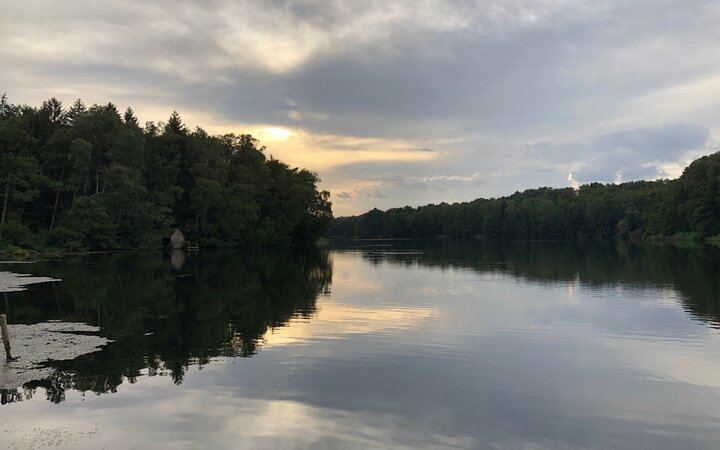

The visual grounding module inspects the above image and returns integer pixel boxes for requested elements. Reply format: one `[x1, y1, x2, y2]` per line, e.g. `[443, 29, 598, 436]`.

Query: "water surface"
[1, 240, 720, 449]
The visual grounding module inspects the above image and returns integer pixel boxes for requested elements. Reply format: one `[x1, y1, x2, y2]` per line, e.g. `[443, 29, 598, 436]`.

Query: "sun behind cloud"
[254, 126, 295, 142]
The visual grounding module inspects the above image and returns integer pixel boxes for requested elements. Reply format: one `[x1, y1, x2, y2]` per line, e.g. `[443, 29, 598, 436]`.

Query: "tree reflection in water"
[340, 239, 720, 327]
[3, 239, 719, 406]
[0, 248, 332, 404]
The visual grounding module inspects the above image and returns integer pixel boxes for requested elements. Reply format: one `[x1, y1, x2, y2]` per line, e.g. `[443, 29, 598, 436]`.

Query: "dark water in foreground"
[1, 240, 720, 449]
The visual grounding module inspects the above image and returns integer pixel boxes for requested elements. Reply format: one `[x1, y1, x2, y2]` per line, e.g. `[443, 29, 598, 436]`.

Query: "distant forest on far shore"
[0, 95, 332, 252]
[331, 152, 720, 243]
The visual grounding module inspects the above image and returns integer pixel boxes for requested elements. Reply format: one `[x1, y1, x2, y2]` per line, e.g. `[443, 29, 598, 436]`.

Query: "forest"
[331, 151, 720, 242]
[0, 95, 332, 251]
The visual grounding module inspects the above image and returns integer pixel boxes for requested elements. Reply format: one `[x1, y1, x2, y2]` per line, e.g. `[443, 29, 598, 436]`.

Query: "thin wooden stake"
[0, 314, 12, 361]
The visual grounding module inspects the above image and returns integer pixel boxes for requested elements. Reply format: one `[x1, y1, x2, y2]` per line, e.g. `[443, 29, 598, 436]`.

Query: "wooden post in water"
[0, 314, 11, 361]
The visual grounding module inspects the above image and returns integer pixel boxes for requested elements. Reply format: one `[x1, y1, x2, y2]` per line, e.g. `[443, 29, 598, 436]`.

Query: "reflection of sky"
[4, 251, 720, 449]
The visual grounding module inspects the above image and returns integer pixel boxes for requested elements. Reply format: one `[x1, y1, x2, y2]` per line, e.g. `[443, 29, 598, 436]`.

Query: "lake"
[1, 240, 720, 449]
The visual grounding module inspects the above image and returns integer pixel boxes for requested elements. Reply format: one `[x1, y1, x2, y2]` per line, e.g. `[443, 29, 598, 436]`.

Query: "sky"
[2, 0, 720, 216]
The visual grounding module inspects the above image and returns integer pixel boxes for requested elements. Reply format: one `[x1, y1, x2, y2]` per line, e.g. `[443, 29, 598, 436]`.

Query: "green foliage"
[332, 153, 720, 242]
[0, 96, 332, 250]
[50, 196, 117, 251]
[668, 153, 720, 236]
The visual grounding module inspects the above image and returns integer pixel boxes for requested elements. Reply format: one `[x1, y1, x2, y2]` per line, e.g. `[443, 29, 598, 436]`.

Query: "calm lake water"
[1, 240, 720, 449]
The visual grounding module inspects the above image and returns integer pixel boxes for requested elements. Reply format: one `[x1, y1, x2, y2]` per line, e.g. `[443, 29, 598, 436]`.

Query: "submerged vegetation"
[0, 95, 332, 252]
[332, 152, 720, 242]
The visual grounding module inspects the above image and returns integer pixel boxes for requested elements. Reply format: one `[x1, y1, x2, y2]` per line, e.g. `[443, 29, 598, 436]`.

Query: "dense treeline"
[0, 95, 332, 251]
[331, 152, 720, 241]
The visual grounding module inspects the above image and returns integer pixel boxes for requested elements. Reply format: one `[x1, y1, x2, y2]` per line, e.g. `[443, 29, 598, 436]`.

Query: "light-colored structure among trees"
[166, 229, 185, 250]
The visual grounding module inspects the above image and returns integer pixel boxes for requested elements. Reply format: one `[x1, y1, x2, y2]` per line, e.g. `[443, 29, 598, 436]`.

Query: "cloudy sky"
[3, 0, 720, 215]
